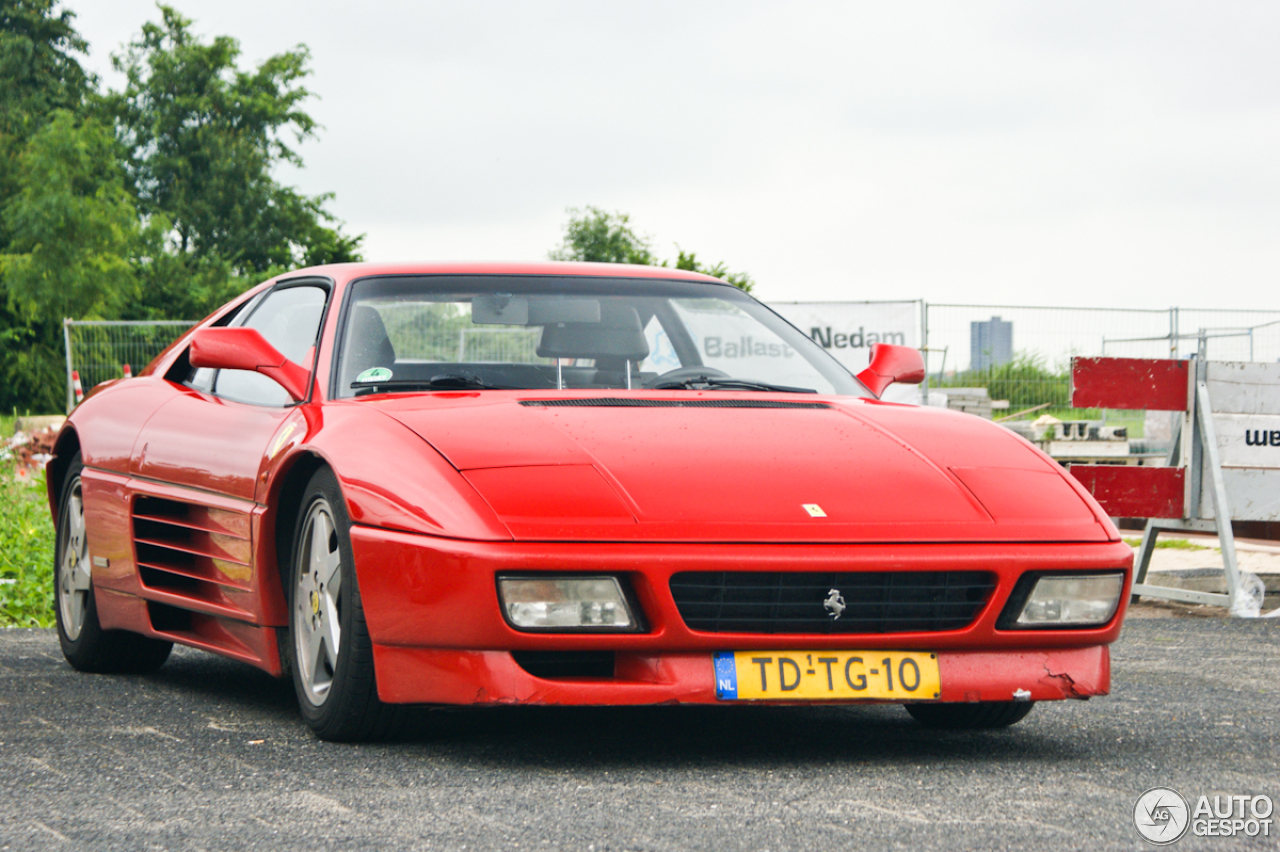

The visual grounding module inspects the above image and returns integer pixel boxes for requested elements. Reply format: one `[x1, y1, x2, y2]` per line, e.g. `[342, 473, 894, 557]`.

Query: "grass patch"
[1122, 536, 1212, 551]
[0, 458, 56, 627]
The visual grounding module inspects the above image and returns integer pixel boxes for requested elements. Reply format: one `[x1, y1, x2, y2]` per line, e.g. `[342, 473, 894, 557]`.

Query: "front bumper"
[351, 526, 1130, 706]
[372, 645, 1109, 705]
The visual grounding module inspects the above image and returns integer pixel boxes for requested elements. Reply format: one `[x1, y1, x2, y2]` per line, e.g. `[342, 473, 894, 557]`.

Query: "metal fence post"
[920, 300, 929, 399]
[63, 318, 75, 414]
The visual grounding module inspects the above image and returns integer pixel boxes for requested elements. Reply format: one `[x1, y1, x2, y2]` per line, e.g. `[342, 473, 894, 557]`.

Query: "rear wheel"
[56, 454, 172, 673]
[287, 467, 401, 741]
[905, 701, 1035, 729]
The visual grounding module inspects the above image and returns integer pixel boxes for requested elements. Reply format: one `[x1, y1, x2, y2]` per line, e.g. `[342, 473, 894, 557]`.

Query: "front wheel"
[287, 466, 401, 741]
[55, 453, 172, 673]
[904, 701, 1035, 729]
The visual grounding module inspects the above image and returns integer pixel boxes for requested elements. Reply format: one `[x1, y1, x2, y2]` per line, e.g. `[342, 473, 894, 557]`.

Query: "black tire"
[286, 466, 402, 742]
[904, 701, 1035, 730]
[55, 453, 172, 674]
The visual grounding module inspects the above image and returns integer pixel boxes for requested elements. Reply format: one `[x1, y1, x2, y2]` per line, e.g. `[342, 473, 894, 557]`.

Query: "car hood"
[369, 393, 1112, 543]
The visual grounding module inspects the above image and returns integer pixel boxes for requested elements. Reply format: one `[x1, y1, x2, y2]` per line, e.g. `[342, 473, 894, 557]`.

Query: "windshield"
[333, 275, 867, 398]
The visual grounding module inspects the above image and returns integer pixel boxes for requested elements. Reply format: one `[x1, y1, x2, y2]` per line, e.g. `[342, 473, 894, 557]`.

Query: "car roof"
[278, 261, 731, 287]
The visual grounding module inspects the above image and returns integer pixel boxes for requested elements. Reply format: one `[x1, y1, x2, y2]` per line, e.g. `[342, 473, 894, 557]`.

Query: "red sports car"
[49, 262, 1132, 741]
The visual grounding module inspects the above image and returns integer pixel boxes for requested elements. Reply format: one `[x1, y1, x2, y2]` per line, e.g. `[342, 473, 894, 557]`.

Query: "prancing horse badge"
[824, 588, 846, 620]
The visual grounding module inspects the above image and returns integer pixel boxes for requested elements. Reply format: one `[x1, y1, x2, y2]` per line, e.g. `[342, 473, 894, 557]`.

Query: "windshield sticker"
[356, 367, 393, 383]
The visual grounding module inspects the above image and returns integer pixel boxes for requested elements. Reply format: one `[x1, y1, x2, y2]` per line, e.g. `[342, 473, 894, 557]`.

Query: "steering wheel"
[644, 366, 731, 388]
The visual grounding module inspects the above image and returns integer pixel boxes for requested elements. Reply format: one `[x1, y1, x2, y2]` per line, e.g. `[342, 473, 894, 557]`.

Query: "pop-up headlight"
[1000, 572, 1125, 629]
[498, 576, 639, 632]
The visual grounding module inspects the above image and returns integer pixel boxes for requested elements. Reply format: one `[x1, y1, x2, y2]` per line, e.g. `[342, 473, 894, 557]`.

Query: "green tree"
[0, 111, 139, 412]
[0, 0, 95, 413]
[105, 5, 361, 282]
[0, 0, 92, 221]
[2, 111, 139, 321]
[0, 3, 364, 412]
[549, 206, 655, 265]
[673, 248, 754, 295]
[549, 206, 755, 293]
[0, 303, 60, 413]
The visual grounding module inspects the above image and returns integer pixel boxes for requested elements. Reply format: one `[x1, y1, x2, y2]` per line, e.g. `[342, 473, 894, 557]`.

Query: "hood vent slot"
[522, 398, 830, 409]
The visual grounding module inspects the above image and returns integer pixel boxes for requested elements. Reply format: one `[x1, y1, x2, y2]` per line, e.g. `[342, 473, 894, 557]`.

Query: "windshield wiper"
[351, 373, 518, 395]
[648, 376, 817, 394]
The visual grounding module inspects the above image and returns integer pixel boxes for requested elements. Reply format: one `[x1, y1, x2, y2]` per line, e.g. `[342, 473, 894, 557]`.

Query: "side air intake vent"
[131, 495, 255, 621]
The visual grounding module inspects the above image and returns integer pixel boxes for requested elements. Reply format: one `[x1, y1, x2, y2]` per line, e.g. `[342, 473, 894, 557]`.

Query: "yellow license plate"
[713, 650, 940, 700]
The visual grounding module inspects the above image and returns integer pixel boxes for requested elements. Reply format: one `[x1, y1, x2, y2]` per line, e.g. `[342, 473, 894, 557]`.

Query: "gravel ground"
[1131, 537, 1280, 613]
[1, 609, 1277, 852]
[1141, 545, 1280, 576]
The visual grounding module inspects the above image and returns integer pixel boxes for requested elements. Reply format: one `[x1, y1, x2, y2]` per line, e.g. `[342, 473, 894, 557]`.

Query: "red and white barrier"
[122, 364, 132, 379]
[71, 370, 84, 404]
[1068, 356, 1280, 617]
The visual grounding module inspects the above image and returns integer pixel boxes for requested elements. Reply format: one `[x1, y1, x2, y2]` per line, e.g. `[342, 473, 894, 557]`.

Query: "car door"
[122, 281, 330, 628]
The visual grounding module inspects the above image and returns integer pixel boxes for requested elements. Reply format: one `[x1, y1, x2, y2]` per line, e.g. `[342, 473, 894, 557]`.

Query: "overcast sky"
[72, 1, 1280, 309]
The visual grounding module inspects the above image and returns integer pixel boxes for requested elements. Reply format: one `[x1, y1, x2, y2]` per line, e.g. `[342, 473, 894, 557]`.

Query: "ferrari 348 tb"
[48, 263, 1132, 740]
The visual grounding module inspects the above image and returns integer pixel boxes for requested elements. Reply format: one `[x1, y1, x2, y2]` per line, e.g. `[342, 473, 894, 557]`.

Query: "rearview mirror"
[471, 294, 602, 326]
[189, 327, 311, 402]
[856, 343, 926, 398]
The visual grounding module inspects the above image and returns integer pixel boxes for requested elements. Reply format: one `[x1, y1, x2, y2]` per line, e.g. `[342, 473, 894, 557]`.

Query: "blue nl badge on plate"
[713, 651, 738, 700]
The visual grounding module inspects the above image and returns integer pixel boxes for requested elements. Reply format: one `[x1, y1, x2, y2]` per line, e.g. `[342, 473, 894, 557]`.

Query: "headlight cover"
[998, 572, 1126, 629]
[497, 575, 641, 632]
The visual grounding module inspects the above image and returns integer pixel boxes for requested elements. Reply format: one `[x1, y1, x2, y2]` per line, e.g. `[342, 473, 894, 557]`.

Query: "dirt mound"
[3, 425, 59, 482]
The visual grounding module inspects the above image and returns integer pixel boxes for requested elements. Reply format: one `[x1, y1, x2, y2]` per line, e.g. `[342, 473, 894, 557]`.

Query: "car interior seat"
[536, 303, 650, 388]
[341, 305, 398, 390]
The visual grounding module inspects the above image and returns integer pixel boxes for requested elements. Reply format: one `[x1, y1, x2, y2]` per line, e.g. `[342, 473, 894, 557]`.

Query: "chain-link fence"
[926, 305, 1280, 371]
[63, 320, 194, 412]
[923, 305, 1170, 414]
[60, 305, 1280, 424]
[921, 305, 1280, 421]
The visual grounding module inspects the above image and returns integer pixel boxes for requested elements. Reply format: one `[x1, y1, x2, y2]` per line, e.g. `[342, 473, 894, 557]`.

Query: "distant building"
[971, 316, 1013, 370]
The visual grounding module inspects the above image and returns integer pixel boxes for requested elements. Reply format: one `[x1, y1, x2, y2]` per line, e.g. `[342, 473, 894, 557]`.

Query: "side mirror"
[856, 343, 926, 398]
[189, 327, 311, 402]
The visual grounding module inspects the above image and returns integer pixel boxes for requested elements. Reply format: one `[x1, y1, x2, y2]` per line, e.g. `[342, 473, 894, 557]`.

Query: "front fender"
[267, 404, 511, 542]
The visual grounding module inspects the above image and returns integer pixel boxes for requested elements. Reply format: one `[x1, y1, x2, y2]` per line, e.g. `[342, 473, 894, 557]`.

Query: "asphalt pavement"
[1, 608, 1277, 852]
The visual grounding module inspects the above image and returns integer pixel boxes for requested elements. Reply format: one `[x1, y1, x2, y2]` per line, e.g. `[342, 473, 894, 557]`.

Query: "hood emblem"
[803, 503, 827, 518]
[824, 589, 846, 620]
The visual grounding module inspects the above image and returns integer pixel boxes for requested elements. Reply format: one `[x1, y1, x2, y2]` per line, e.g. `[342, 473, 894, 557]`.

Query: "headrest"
[341, 305, 397, 387]
[536, 303, 649, 362]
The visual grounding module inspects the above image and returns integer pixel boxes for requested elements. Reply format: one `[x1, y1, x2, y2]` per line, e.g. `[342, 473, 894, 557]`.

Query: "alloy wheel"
[57, 481, 92, 641]
[293, 498, 344, 706]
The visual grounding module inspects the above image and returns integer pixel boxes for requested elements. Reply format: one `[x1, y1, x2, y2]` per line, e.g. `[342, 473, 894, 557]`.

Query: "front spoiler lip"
[371, 645, 1111, 706]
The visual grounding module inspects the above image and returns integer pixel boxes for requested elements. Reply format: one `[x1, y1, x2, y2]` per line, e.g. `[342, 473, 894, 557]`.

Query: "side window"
[186, 290, 269, 393]
[212, 285, 328, 406]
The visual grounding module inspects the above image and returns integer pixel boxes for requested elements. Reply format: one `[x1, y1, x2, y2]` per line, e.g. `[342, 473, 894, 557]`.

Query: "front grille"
[521, 398, 829, 409]
[669, 571, 997, 634]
